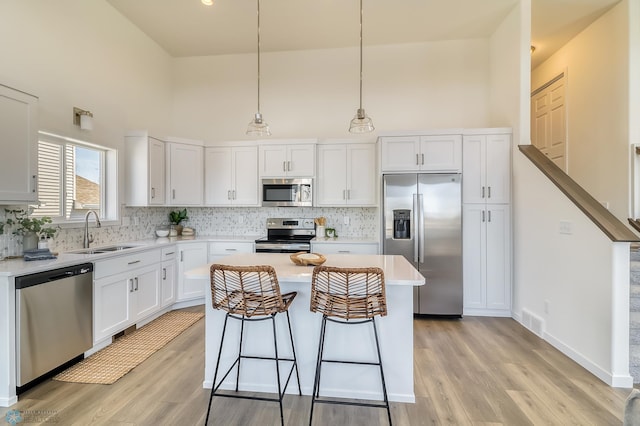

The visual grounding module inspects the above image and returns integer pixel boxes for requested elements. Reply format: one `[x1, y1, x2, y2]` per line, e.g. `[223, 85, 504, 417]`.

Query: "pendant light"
[246, 0, 271, 136]
[349, 0, 374, 133]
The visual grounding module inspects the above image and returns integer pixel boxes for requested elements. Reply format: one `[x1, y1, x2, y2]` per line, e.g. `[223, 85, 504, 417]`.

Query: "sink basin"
[69, 245, 138, 255]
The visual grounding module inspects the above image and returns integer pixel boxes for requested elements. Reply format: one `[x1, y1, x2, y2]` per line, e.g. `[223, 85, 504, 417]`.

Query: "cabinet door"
[259, 145, 288, 177]
[419, 135, 462, 172]
[178, 242, 208, 301]
[485, 204, 511, 311]
[94, 271, 132, 343]
[347, 144, 376, 205]
[232, 146, 259, 206]
[379, 136, 420, 172]
[148, 138, 166, 205]
[316, 144, 347, 206]
[161, 260, 176, 307]
[288, 144, 315, 176]
[204, 147, 232, 206]
[462, 204, 486, 310]
[484, 134, 511, 204]
[132, 264, 161, 321]
[168, 143, 203, 205]
[462, 135, 486, 204]
[0, 85, 38, 202]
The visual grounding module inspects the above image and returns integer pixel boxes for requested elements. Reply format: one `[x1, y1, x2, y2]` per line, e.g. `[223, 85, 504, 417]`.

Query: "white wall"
[170, 39, 493, 142]
[531, 1, 631, 222]
[0, 0, 173, 203]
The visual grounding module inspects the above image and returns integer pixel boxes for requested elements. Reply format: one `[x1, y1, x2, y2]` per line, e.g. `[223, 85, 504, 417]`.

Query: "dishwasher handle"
[15, 263, 94, 289]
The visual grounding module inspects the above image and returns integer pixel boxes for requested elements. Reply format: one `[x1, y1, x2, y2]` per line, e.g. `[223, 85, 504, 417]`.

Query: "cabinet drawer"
[209, 241, 254, 255]
[312, 242, 378, 255]
[161, 245, 177, 261]
[94, 249, 161, 279]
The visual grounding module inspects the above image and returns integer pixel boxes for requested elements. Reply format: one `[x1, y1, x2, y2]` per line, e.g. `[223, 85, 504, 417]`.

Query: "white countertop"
[0, 235, 262, 277]
[187, 252, 424, 286]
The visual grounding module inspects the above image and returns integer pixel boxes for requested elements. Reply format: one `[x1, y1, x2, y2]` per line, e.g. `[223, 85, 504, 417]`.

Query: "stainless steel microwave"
[261, 178, 313, 207]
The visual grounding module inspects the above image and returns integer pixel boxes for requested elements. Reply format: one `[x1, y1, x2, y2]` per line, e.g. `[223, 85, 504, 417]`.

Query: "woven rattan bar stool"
[309, 265, 392, 425]
[205, 264, 301, 426]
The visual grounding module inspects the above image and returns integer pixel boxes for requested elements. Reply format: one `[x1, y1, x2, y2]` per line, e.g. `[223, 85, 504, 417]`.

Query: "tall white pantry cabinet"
[462, 132, 512, 316]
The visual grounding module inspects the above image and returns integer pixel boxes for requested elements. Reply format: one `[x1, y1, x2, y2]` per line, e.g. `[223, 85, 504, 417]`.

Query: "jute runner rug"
[53, 310, 204, 385]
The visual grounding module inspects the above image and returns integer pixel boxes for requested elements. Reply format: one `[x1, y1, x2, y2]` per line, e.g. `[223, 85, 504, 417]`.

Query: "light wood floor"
[3, 307, 631, 425]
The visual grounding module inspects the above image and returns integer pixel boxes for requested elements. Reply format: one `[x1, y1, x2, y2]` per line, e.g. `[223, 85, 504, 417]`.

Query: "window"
[33, 132, 117, 223]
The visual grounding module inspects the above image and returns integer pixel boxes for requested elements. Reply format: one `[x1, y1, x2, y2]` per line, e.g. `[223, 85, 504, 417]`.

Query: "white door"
[317, 144, 347, 206]
[178, 242, 208, 301]
[531, 74, 567, 171]
[288, 144, 315, 177]
[379, 136, 420, 172]
[259, 145, 288, 177]
[132, 265, 161, 321]
[347, 144, 376, 205]
[204, 147, 232, 206]
[419, 135, 462, 172]
[484, 134, 511, 204]
[462, 204, 486, 309]
[232, 146, 259, 205]
[148, 138, 166, 205]
[168, 143, 203, 205]
[485, 204, 511, 311]
[161, 260, 176, 307]
[93, 271, 132, 343]
[462, 135, 486, 204]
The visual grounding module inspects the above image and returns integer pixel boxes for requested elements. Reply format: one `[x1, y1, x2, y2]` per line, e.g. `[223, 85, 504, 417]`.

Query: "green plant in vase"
[4, 208, 59, 252]
[169, 208, 188, 236]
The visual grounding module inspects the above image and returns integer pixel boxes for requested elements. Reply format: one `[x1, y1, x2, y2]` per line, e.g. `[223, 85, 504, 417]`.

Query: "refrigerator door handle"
[413, 193, 419, 263]
[418, 193, 425, 263]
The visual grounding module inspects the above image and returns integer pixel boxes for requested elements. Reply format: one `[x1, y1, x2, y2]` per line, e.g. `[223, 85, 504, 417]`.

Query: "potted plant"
[4, 208, 58, 251]
[169, 208, 188, 236]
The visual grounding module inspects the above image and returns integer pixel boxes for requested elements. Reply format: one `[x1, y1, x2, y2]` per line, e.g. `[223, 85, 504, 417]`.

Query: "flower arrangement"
[169, 208, 188, 225]
[3, 208, 58, 239]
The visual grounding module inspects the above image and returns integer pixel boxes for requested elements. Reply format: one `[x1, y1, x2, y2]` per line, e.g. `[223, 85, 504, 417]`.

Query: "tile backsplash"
[0, 205, 379, 254]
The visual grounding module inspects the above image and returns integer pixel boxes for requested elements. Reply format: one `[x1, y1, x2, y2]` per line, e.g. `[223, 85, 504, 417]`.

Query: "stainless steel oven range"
[254, 218, 316, 253]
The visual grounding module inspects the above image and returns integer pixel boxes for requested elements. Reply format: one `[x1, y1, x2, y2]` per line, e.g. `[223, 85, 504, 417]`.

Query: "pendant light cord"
[358, 0, 363, 111]
[257, 0, 261, 115]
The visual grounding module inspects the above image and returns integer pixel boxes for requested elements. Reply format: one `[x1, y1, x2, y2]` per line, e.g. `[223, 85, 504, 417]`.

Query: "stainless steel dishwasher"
[15, 263, 93, 391]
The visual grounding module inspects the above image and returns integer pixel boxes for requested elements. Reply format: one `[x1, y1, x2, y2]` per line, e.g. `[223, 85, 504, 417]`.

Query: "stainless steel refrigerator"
[383, 173, 462, 316]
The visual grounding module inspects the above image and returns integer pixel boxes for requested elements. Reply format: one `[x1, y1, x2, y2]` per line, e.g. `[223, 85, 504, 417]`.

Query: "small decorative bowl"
[155, 224, 170, 237]
[290, 252, 326, 266]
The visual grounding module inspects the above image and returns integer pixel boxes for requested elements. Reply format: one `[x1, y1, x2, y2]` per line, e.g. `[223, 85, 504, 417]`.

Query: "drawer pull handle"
[128, 260, 141, 265]
[225, 248, 237, 252]
[338, 250, 350, 253]
[165, 251, 175, 256]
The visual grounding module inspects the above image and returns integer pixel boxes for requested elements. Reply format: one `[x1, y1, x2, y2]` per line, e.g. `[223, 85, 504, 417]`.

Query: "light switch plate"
[559, 220, 572, 234]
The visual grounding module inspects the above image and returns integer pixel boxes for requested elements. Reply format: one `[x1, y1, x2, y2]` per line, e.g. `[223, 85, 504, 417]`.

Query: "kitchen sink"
[68, 245, 138, 255]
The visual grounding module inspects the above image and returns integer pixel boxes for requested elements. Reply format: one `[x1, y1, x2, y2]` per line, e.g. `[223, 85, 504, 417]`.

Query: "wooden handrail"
[519, 145, 639, 242]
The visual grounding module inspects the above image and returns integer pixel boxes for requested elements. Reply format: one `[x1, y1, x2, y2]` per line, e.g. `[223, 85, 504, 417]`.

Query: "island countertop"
[186, 252, 425, 286]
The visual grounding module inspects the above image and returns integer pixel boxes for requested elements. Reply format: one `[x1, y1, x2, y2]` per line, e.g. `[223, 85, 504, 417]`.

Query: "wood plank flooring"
[2, 307, 631, 425]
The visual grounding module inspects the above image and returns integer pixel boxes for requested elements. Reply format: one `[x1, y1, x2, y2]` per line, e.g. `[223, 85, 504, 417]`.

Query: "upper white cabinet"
[166, 139, 204, 206]
[259, 140, 316, 177]
[316, 142, 377, 206]
[125, 132, 166, 206]
[0, 84, 38, 203]
[462, 134, 511, 204]
[205, 144, 259, 206]
[379, 135, 461, 173]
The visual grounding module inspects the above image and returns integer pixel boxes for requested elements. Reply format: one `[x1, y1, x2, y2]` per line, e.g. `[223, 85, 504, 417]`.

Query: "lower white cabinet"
[208, 241, 254, 263]
[462, 204, 511, 316]
[93, 253, 162, 343]
[310, 241, 379, 255]
[177, 242, 209, 301]
[161, 246, 177, 307]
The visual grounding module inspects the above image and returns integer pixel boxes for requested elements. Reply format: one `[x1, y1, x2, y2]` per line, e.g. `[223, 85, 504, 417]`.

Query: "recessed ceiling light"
[201, 0, 213, 5]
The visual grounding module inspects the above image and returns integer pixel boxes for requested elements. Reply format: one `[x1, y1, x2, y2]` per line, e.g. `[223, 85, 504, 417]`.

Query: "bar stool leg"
[285, 310, 302, 395]
[235, 315, 246, 392]
[270, 314, 285, 426]
[309, 315, 328, 426]
[205, 313, 230, 425]
[372, 318, 392, 426]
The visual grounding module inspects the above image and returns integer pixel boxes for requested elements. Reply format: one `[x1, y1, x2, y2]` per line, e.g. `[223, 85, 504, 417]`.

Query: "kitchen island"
[187, 252, 425, 403]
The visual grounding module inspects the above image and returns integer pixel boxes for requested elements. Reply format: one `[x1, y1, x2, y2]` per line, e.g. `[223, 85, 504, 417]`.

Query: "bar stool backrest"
[210, 264, 285, 317]
[310, 265, 387, 319]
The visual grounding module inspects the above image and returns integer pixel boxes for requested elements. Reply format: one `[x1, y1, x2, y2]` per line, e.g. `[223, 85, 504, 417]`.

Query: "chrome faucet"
[83, 210, 102, 248]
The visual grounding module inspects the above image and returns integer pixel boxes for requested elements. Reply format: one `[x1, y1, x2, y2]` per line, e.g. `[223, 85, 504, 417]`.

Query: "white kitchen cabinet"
[93, 250, 162, 343]
[0, 84, 38, 203]
[205, 145, 259, 206]
[208, 241, 254, 263]
[379, 135, 461, 173]
[160, 246, 177, 307]
[125, 132, 166, 206]
[316, 142, 377, 206]
[259, 141, 316, 177]
[177, 242, 208, 301]
[311, 241, 379, 255]
[462, 134, 511, 204]
[167, 140, 204, 206]
[463, 204, 511, 316]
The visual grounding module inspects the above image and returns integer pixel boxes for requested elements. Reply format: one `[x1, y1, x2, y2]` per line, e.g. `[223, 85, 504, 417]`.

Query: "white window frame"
[35, 131, 119, 227]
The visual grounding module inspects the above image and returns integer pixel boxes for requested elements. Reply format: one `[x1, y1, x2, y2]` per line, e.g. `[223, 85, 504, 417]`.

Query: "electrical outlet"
[238, 215, 244, 224]
[559, 221, 572, 234]
[122, 216, 131, 226]
[133, 216, 140, 226]
[343, 216, 350, 225]
[544, 299, 550, 314]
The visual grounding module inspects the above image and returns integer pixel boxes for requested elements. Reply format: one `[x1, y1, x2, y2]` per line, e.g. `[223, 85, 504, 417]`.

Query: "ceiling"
[107, 0, 621, 69]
